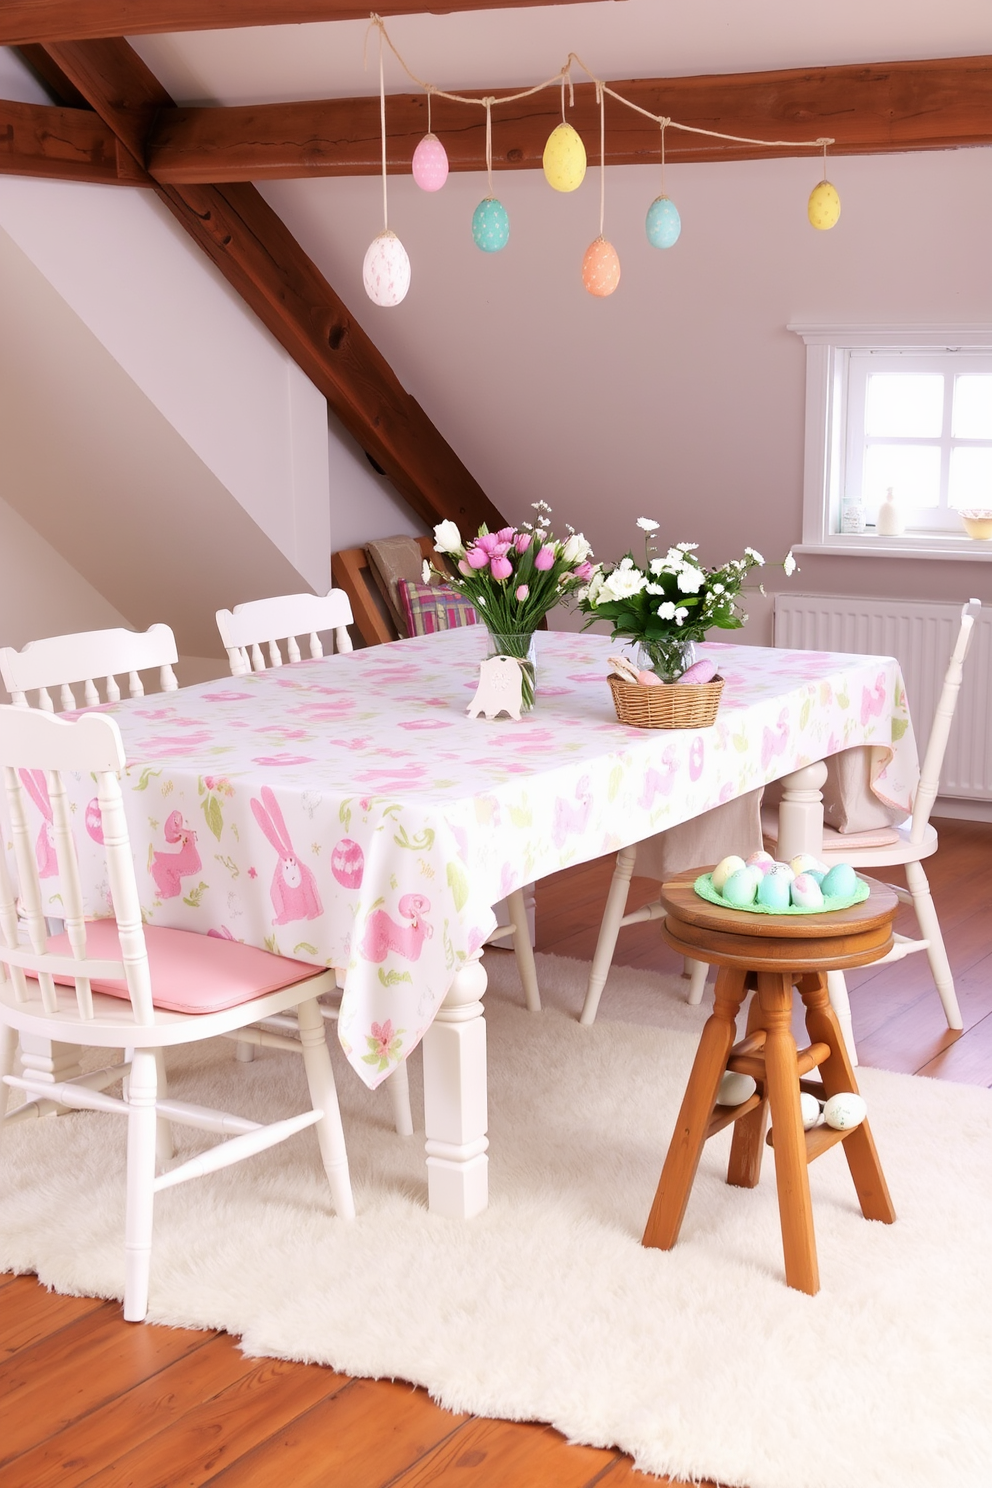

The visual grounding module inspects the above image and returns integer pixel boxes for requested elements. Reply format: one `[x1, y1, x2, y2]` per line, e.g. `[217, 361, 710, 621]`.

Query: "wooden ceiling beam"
[3, 1, 608, 46]
[36, 36, 505, 537]
[0, 98, 143, 184]
[146, 55, 992, 183]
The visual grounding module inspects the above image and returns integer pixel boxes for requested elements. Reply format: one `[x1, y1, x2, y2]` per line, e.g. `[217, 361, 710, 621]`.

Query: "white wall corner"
[286, 365, 331, 592]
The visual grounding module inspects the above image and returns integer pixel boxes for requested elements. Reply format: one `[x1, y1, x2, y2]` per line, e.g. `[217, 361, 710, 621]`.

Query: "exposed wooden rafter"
[32, 36, 506, 538]
[146, 56, 992, 182]
[0, 97, 142, 183]
[2, 1, 607, 46]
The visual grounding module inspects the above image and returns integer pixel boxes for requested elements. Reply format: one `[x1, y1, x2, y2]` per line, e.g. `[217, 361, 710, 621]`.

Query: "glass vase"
[636, 637, 698, 683]
[484, 630, 537, 712]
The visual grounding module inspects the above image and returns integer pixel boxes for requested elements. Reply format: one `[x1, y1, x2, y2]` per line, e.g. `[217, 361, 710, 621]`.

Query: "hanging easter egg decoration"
[472, 196, 510, 253]
[582, 236, 620, 297]
[543, 121, 587, 192]
[363, 230, 411, 306]
[808, 179, 841, 230]
[645, 194, 682, 249]
[412, 132, 449, 192]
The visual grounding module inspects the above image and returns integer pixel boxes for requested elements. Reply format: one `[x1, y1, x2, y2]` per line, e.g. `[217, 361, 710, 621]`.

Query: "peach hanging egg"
[582, 237, 621, 297]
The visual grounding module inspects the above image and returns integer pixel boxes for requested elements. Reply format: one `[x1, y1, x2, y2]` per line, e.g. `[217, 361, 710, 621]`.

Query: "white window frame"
[790, 323, 992, 562]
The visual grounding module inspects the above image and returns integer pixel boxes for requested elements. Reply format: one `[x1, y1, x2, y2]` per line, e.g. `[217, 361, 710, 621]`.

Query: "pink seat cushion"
[50, 919, 323, 1015]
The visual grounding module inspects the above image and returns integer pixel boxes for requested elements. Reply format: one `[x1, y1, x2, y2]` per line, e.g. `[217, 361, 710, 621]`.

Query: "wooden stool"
[642, 871, 899, 1294]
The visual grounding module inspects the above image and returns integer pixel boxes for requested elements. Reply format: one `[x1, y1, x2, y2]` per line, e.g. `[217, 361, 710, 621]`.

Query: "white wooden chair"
[0, 624, 179, 711]
[0, 704, 354, 1323]
[763, 598, 981, 1053]
[216, 591, 354, 677]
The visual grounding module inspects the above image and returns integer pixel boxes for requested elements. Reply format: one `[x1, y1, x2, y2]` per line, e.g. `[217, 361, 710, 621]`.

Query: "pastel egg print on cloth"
[472, 197, 510, 252]
[645, 195, 682, 249]
[363, 230, 411, 306]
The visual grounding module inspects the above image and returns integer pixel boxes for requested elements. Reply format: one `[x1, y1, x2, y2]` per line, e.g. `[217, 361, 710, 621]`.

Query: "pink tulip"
[466, 545, 490, 569]
[475, 532, 499, 555]
[490, 555, 513, 580]
[516, 584, 529, 601]
[496, 527, 516, 544]
[514, 532, 532, 554]
[458, 559, 472, 575]
[534, 545, 556, 571]
[573, 562, 593, 580]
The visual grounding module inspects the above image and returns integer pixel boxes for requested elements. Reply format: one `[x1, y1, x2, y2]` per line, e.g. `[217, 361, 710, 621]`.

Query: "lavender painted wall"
[262, 145, 992, 638]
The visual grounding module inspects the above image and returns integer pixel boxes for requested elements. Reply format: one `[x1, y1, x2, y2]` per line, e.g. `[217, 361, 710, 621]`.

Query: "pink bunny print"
[18, 769, 58, 878]
[761, 708, 790, 771]
[551, 776, 593, 848]
[250, 785, 323, 925]
[861, 672, 886, 725]
[360, 894, 433, 963]
[151, 811, 202, 899]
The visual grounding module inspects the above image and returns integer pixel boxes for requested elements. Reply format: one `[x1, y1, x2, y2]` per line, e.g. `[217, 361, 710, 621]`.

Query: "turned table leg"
[422, 952, 489, 1218]
[776, 760, 828, 862]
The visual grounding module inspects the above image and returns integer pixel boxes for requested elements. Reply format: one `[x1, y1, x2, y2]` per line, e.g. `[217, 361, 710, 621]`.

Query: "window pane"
[952, 375, 992, 439]
[949, 446, 992, 510]
[863, 444, 941, 513]
[865, 374, 944, 438]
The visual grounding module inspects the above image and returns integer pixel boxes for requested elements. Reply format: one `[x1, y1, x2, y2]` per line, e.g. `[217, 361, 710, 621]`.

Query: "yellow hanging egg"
[808, 180, 841, 230]
[581, 237, 620, 297]
[543, 122, 587, 193]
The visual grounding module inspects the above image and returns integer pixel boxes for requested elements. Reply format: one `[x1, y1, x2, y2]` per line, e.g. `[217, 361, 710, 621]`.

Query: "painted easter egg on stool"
[543, 122, 587, 192]
[645, 195, 682, 249]
[808, 180, 841, 230]
[331, 837, 365, 889]
[757, 866, 793, 910]
[363, 230, 411, 306]
[472, 197, 510, 252]
[723, 867, 760, 907]
[412, 133, 449, 192]
[712, 855, 746, 894]
[800, 1092, 822, 1129]
[790, 872, 824, 910]
[820, 862, 858, 899]
[823, 1092, 867, 1130]
[582, 237, 621, 297]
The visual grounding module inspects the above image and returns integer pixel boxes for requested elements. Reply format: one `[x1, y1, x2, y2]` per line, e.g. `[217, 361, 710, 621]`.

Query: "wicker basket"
[608, 673, 724, 729]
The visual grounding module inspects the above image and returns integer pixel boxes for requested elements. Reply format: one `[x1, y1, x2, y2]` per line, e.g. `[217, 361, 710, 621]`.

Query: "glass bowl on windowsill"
[960, 510, 992, 541]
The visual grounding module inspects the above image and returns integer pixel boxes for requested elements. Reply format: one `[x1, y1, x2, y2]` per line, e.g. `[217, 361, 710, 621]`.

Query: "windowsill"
[795, 535, 992, 562]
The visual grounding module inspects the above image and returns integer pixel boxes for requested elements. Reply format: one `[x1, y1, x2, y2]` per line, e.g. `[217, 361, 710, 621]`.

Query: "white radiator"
[774, 594, 992, 802]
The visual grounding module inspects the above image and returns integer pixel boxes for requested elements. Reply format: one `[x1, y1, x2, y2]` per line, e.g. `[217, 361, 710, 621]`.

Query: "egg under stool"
[642, 871, 899, 1294]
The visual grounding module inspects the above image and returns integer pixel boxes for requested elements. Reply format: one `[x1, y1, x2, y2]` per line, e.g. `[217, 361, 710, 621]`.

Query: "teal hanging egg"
[645, 195, 681, 249]
[472, 197, 510, 253]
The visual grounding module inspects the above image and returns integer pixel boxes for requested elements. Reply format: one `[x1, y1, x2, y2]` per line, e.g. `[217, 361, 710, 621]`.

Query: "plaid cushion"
[397, 579, 478, 637]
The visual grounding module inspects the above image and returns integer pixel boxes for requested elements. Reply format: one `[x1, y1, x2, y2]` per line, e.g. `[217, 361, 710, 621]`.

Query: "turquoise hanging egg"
[472, 197, 510, 253]
[645, 195, 681, 249]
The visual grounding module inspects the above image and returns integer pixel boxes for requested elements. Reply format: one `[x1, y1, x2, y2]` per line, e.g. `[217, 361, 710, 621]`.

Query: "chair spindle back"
[215, 590, 354, 678]
[0, 625, 179, 712]
[0, 707, 155, 1025]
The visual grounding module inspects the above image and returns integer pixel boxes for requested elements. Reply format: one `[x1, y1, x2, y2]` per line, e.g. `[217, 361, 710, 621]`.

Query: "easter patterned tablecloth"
[24, 628, 917, 1089]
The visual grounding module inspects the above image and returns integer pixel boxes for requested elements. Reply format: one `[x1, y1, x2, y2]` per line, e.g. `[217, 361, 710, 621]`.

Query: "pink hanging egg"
[331, 837, 365, 889]
[412, 133, 449, 192]
[581, 237, 621, 298]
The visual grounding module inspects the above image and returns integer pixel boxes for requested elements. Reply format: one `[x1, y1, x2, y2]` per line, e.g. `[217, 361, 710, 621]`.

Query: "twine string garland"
[362, 14, 838, 302]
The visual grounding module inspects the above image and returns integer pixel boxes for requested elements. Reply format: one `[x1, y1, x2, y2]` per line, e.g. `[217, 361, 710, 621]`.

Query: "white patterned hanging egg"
[363, 230, 411, 306]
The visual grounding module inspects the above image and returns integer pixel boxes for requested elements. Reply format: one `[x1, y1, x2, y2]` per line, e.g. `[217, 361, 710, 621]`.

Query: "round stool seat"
[659, 872, 899, 973]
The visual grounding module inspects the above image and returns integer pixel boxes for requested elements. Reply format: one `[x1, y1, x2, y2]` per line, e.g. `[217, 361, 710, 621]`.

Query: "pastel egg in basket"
[695, 852, 869, 914]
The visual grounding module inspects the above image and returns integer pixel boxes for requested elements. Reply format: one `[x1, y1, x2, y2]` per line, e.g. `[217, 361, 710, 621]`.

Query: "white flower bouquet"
[577, 518, 796, 680]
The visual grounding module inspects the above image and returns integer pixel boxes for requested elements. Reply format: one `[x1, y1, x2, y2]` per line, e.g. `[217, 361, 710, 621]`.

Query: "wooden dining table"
[17, 627, 919, 1219]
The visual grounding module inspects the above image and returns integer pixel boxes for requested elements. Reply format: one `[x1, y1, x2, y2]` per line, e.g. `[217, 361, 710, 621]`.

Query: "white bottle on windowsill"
[876, 487, 905, 536]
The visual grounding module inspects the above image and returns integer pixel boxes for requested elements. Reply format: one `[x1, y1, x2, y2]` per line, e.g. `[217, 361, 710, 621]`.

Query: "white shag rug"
[1, 952, 990, 1488]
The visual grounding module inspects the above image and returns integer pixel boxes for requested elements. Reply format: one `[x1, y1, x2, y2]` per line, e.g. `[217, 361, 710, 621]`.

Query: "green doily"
[693, 872, 870, 915]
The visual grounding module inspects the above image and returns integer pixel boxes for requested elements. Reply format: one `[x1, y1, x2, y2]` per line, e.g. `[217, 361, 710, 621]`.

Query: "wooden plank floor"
[2, 817, 988, 1488]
